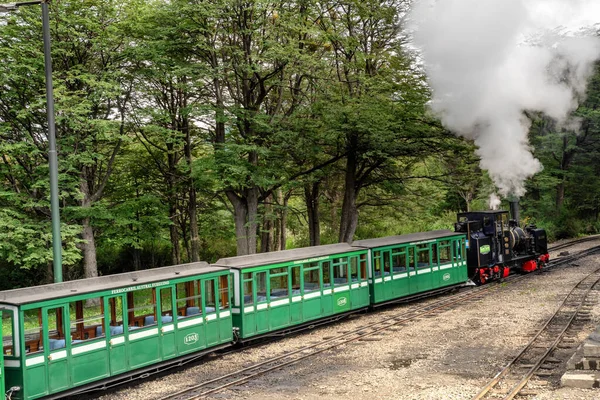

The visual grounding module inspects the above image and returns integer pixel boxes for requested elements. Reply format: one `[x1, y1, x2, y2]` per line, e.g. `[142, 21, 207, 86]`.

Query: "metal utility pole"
[0, 0, 63, 282]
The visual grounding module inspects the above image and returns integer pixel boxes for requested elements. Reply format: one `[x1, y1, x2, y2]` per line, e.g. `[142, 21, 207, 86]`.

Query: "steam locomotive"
[455, 203, 549, 284]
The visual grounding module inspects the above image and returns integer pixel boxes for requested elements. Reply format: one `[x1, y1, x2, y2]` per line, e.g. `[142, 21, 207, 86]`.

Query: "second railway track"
[162, 244, 600, 400]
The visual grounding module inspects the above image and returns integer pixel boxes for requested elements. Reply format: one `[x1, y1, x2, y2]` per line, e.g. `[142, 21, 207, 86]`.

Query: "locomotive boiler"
[454, 204, 549, 284]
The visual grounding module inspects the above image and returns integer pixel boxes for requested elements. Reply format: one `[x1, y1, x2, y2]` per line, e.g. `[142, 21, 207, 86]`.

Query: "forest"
[0, 0, 599, 290]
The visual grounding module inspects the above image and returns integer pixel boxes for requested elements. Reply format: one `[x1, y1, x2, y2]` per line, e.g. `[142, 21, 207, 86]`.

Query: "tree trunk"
[274, 189, 289, 251]
[260, 194, 274, 253]
[81, 217, 98, 279]
[305, 182, 321, 246]
[339, 135, 359, 243]
[169, 202, 181, 265]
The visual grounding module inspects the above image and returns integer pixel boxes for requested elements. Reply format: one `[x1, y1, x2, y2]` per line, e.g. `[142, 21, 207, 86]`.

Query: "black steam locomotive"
[454, 204, 549, 284]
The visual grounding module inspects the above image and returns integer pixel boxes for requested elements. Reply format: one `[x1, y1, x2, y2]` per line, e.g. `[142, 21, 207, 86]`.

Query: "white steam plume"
[410, 0, 600, 197]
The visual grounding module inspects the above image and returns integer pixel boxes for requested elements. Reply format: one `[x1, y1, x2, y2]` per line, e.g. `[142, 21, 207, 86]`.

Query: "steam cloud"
[410, 0, 600, 197]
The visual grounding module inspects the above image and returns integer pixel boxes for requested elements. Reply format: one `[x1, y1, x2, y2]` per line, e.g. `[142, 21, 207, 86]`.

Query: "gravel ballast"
[99, 240, 600, 400]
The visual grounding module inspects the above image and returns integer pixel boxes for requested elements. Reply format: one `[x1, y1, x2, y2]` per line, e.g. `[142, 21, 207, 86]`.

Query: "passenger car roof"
[0, 262, 224, 306]
[352, 230, 461, 249]
[214, 243, 358, 269]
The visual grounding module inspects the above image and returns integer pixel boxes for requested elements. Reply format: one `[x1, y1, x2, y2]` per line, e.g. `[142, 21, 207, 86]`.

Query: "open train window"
[46, 307, 66, 350]
[483, 217, 491, 226]
[392, 251, 407, 273]
[373, 251, 382, 277]
[303, 264, 320, 293]
[24, 308, 42, 354]
[255, 272, 267, 303]
[176, 281, 202, 318]
[291, 266, 301, 295]
[360, 254, 367, 280]
[219, 275, 229, 310]
[322, 261, 331, 288]
[270, 268, 289, 299]
[205, 280, 217, 313]
[2, 310, 14, 356]
[417, 244, 431, 268]
[439, 241, 451, 263]
[332, 258, 348, 285]
[70, 298, 105, 343]
[108, 297, 125, 336]
[243, 273, 254, 304]
[159, 288, 173, 323]
[350, 257, 359, 282]
[127, 288, 157, 328]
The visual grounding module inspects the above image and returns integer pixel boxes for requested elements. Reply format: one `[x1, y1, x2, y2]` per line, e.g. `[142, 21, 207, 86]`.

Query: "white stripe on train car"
[206, 314, 217, 321]
[334, 285, 349, 293]
[432, 267, 439, 271]
[257, 303, 268, 311]
[129, 328, 158, 341]
[71, 341, 106, 355]
[231, 308, 240, 314]
[393, 273, 408, 279]
[440, 264, 453, 270]
[375, 278, 383, 283]
[243, 306, 254, 313]
[361, 281, 368, 287]
[304, 292, 320, 300]
[384, 277, 392, 282]
[178, 317, 203, 329]
[270, 298, 289, 307]
[409, 272, 416, 276]
[49, 349, 67, 361]
[323, 289, 332, 295]
[417, 268, 431, 275]
[110, 336, 125, 345]
[161, 324, 175, 333]
[25, 356, 45, 367]
[292, 296, 302, 303]
[220, 310, 231, 318]
[5, 360, 20, 367]
[351, 283, 360, 289]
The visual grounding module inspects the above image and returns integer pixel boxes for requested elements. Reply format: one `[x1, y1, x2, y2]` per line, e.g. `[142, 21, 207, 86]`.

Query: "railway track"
[163, 245, 600, 400]
[472, 266, 600, 400]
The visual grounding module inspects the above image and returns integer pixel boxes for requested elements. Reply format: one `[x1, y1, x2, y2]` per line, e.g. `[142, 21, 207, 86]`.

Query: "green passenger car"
[353, 230, 468, 305]
[0, 262, 233, 400]
[215, 244, 371, 340]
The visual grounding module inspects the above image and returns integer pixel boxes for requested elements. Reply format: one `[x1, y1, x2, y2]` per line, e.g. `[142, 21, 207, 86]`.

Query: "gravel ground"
[99, 239, 600, 400]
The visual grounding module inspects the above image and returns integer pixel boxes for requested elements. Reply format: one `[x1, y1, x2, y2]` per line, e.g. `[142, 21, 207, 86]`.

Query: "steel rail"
[472, 267, 600, 400]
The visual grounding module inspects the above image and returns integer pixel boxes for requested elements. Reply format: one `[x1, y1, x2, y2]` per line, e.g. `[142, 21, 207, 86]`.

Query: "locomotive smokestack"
[509, 199, 520, 225]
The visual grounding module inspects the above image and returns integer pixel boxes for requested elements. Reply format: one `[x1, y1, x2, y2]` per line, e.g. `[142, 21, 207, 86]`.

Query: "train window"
[291, 266, 301, 295]
[392, 252, 407, 273]
[360, 254, 367, 280]
[205, 280, 217, 313]
[160, 288, 173, 320]
[256, 272, 267, 303]
[243, 279, 254, 304]
[2, 310, 14, 356]
[303, 267, 320, 293]
[219, 275, 229, 310]
[176, 281, 202, 318]
[484, 217, 491, 226]
[70, 298, 105, 343]
[108, 297, 125, 335]
[416, 244, 430, 268]
[229, 273, 235, 308]
[24, 308, 42, 354]
[384, 254, 391, 276]
[127, 288, 157, 328]
[431, 244, 438, 264]
[373, 251, 382, 277]
[439, 244, 451, 263]
[322, 261, 331, 287]
[47, 307, 66, 350]
[333, 262, 348, 285]
[408, 248, 415, 270]
[350, 257, 359, 282]
[270, 269, 289, 299]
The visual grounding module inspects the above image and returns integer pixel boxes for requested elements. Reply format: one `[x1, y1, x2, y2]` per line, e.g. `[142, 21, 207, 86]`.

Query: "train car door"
[381, 250, 394, 300]
[158, 287, 176, 359]
[203, 278, 220, 346]
[105, 295, 128, 375]
[290, 266, 303, 324]
[43, 305, 70, 394]
[321, 261, 333, 315]
[254, 272, 270, 334]
[301, 263, 322, 321]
